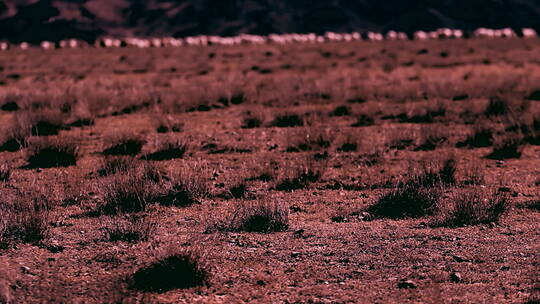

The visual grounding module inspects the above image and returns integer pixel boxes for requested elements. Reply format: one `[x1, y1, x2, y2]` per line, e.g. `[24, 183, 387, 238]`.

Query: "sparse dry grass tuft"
[0, 189, 51, 247]
[102, 133, 145, 156]
[0, 164, 10, 182]
[100, 215, 155, 243]
[209, 200, 289, 233]
[433, 189, 510, 227]
[131, 249, 209, 292]
[25, 136, 80, 168]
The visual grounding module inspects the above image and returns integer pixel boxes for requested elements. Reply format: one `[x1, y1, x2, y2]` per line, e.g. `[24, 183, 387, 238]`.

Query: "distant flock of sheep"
[0, 27, 538, 51]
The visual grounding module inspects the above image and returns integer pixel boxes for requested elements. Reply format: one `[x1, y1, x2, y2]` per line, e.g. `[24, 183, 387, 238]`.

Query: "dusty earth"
[0, 38, 539, 303]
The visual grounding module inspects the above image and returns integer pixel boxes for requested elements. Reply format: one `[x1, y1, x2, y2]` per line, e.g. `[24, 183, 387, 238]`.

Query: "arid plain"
[0, 38, 539, 303]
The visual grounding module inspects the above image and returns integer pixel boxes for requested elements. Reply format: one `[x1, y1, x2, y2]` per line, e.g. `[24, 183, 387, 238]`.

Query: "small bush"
[0, 164, 10, 182]
[100, 215, 154, 243]
[145, 138, 187, 161]
[102, 134, 145, 156]
[486, 136, 524, 160]
[271, 113, 304, 127]
[25, 137, 79, 168]
[17, 110, 66, 136]
[434, 190, 509, 227]
[132, 251, 209, 292]
[220, 200, 289, 233]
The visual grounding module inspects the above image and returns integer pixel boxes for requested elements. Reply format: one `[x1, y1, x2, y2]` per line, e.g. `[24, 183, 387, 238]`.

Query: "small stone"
[450, 272, 462, 282]
[397, 279, 417, 289]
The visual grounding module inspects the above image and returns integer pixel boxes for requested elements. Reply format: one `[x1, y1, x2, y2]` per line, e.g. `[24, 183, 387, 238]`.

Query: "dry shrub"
[102, 133, 145, 156]
[486, 135, 524, 160]
[270, 113, 304, 127]
[0, 164, 10, 182]
[0, 189, 51, 247]
[484, 96, 528, 118]
[368, 157, 456, 219]
[25, 136, 79, 168]
[100, 215, 155, 243]
[145, 137, 188, 161]
[211, 200, 289, 233]
[433, 190, 510, 227]
[131, 249, 209, 292]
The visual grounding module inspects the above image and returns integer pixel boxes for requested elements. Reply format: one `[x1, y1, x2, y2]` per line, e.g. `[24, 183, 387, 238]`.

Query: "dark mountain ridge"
[2, 0, 540, 43]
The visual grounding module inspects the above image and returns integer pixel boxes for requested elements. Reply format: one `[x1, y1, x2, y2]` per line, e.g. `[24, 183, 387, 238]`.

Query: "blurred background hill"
[2, 0, 540, 43]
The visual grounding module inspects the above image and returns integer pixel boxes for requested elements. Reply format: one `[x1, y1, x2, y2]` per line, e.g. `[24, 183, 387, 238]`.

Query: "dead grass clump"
[100, 215, 154, 243]
[0, 190, 50, 247]
[484, 96, 510, 117]
[433, 190, 510, 227]
[18, 110, 66, 136]
[369, 179, 441, 219]
[270, 113, 304, 128]
[368, 157, 456, 219]
[145, 138, 187, 161]
[131, 250, 209, 292]
[486, 136, 524, 160]
[330, 105, 351, 117]
[155, 170, 209, 207]
[386, 129, 414, 150]
[0, 121, 31, 152]
[351, 113, 374, 127]
[337, 136, 358, 152]
[285, 129, 331, 152]
[456, 125, 494, 148]
[155, 116, 183, 133]
[99, 168, 156, 214]
[414, 126, 448, 151]
[0, 93, 20, 111]
[461, 163, 485, 185]
[102, 134, 145, 156]
[0, 164, 10, 182]
[275, 159, 323, 191]
[214, 200, 289, 233]
[241, 111, 264, 129]
[25, 137, 79, 168]
[97, 157, 135, 177]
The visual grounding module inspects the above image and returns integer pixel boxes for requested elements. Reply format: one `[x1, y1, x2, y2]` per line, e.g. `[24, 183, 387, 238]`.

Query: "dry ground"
[0, 38, 539, 303]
